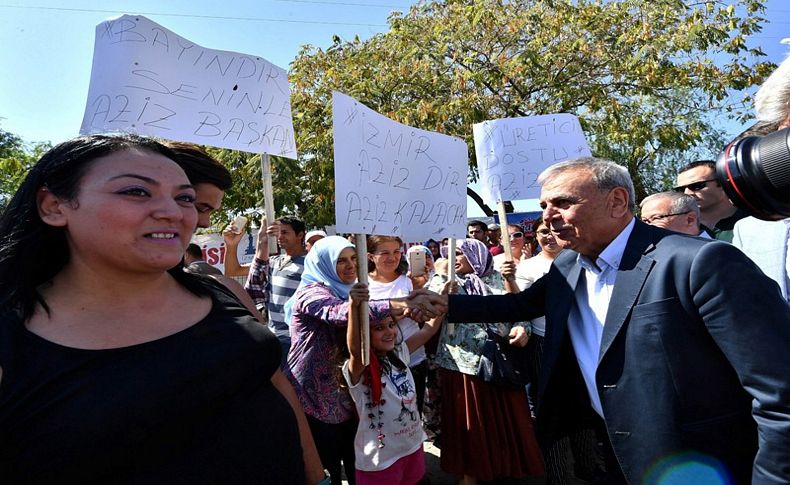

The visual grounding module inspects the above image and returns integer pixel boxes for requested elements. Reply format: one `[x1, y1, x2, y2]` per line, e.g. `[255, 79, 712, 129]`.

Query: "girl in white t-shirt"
[366, 236, 429, 415]
[343, 283, 444, 485]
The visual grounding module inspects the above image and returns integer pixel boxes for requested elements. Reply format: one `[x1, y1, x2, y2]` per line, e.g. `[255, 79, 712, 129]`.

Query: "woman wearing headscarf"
[428, 239, 544, 485]
[284, 236, 443, 485]
[423, 238, 442, 262]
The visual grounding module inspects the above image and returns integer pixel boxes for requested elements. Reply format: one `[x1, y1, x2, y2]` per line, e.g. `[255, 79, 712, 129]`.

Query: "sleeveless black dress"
[0, 280, 304, 484]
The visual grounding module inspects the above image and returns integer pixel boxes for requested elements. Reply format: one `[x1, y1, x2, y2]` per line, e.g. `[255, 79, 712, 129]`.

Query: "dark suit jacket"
[448, 220, 790, 484]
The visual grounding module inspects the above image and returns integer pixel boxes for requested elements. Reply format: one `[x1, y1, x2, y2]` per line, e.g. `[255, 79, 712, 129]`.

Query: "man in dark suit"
[445, 157, 790, 484]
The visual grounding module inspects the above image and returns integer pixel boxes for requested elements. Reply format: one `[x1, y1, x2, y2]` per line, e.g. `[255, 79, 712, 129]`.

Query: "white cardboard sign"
[473, 114, 590, 202]
[80, 15, 297, 157]
[190, 231, 257, 274]
[333, 92, 468, 240]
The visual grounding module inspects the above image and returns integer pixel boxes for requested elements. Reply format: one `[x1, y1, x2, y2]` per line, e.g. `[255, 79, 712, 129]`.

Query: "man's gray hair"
[756, 54, 790, 127]
[640, 191, 700, 220]
[538, 157, 636, 212]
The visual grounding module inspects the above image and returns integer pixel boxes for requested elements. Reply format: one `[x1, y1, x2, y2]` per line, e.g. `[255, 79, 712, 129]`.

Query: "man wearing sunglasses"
[674, 160, 747, 242]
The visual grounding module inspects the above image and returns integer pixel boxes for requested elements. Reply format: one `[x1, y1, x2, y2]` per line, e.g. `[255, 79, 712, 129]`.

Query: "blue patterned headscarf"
[283, 235, 355, 324]
[298, 235, 355, 299]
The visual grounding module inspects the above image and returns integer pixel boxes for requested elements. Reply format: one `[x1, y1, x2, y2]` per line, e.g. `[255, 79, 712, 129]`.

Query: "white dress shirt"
[567, 218, 635, 416]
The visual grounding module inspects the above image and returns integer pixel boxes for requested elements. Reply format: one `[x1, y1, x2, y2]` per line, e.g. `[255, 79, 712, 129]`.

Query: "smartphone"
[231, 215, 248, 233]
[409, 250, 426, 276]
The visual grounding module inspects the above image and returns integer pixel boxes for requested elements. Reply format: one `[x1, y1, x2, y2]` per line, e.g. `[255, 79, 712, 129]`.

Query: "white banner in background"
[473, 114, 590, 202]
[80, 15, 296, 157]
[190, 232, 257, 274]
[333, 92, 468, 241]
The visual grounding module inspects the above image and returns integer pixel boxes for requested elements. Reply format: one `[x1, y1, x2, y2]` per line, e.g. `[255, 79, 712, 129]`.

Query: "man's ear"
[686, 211, 699, 230]
[686, 211, 702, 231]
[608, 187, 631, 217]
[36, 187, 70, 227]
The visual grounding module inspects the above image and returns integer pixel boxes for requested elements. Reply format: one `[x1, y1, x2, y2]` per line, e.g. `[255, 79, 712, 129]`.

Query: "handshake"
[349, 284, 454, 322]
[403, 288, 450, 322]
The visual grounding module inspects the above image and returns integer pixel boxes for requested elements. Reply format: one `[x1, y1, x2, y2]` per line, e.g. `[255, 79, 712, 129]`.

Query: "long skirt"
[439, 368, 545, 480]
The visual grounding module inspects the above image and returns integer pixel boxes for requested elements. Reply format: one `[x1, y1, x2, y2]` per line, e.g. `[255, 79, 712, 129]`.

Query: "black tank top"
[0, 280, 304, 484]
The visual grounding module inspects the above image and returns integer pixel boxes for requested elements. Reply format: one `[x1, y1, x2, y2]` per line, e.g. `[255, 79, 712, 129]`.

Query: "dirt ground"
[342, 440, 548, 485]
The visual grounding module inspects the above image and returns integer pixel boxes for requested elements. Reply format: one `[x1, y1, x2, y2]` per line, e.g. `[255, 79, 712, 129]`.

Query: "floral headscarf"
[441, 238, 494, 296]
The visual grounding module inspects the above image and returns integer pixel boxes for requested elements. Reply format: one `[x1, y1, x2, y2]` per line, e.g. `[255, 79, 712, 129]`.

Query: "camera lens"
[716, 127, 790, 221]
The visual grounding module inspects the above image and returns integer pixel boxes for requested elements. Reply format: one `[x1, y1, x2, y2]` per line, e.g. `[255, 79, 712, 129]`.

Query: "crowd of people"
[1, 52, 790, 485]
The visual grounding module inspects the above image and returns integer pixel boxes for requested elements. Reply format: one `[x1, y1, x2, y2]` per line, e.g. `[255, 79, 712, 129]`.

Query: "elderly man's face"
[539, 168, 620, 258]
[640, 198, 697, 236]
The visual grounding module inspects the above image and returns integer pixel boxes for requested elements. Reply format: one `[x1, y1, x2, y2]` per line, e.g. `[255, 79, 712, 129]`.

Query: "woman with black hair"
[0, 134, 325, 484]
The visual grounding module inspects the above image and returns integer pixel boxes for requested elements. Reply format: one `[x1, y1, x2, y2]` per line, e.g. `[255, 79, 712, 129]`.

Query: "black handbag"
[477, 325, 530, 389]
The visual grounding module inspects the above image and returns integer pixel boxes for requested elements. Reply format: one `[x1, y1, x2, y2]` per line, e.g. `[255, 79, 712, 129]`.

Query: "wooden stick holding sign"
[260, 154, 278, 256]
[355, 234, 370, 366]
[446, 238, 456, 336]
[497, 201, 512, 262]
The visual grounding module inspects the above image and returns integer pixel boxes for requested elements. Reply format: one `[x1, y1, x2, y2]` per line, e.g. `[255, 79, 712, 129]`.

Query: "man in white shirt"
[444, 157, 790, 484]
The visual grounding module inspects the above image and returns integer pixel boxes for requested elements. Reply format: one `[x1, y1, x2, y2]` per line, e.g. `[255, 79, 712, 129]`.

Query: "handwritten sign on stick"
[80, 15, 297, 158]
[333, 92, 468, 241]
[473, 114, 590, 202]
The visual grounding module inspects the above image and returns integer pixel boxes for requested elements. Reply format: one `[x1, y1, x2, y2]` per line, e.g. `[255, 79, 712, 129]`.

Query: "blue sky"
[1, 0, 788, 216]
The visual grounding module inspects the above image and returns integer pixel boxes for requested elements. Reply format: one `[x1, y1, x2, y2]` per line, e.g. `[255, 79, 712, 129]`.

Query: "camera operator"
[732, 54, 790, 301]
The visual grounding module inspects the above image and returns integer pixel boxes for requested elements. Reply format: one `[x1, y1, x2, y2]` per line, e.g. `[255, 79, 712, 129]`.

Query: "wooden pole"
[447, 237, 456, 336]
[497, 201, 512, 262]
[355, 234, 370, 366]
[260, 153, 278, 256]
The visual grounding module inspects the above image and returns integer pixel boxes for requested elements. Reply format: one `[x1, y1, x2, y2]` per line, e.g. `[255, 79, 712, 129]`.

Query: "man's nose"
[542, 206, 557, 222]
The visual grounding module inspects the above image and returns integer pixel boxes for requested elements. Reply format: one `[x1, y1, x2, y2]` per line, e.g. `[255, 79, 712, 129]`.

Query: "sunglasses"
[509, 232, 524, 239]
[673, 179, 716, 192]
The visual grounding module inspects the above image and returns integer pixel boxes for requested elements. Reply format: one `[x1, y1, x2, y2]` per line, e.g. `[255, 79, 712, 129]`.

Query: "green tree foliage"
[287, 0, 773, 222]
[200, 148, 308, 230]
[0, 126, 50, 208]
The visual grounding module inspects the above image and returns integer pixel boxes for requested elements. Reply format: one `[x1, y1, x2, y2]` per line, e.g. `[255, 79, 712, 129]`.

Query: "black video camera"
[716, 126, 790, 220]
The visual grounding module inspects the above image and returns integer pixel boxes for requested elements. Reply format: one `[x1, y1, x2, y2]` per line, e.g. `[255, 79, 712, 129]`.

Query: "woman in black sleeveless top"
[0, 135, 324, 484]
